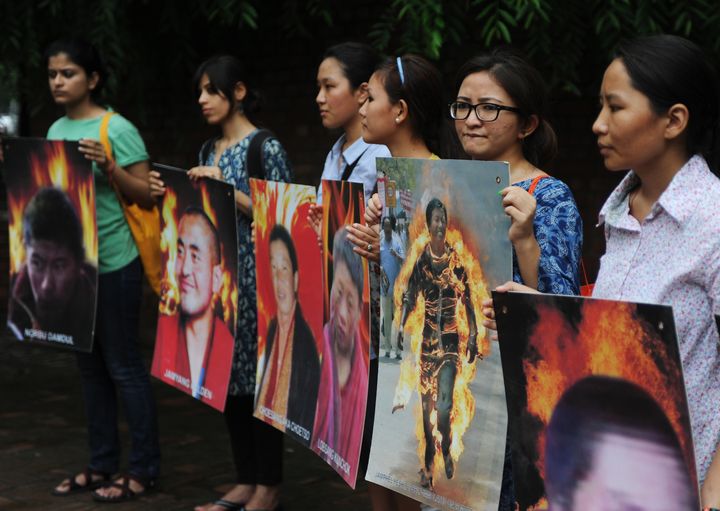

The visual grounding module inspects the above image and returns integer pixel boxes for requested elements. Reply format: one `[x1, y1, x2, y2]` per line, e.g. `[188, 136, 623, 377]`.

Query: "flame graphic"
[524, 300, 693, 484]
[7, 142, 97, 275]
[158, 181, 237, 329]
[159, 187, 179, 315]
[391, 207, 491, 478]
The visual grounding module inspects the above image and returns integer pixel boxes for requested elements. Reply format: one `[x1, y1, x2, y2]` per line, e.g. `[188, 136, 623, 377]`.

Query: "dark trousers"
[76, 257, 160, 479]
[421, 359, 456, 469]
[225, 394, 283, 486]
[497, 428, 516, 511]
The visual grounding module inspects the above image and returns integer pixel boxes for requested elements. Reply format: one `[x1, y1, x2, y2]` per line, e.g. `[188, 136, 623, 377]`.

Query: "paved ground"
[0, 293, 371, 510]
[366, 352, 506, 511]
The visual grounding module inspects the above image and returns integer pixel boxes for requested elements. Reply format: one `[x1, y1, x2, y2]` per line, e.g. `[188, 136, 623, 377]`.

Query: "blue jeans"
[76, 257, 160, 479]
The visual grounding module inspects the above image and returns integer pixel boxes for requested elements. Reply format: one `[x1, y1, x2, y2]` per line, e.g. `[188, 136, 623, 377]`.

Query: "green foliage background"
[2, 0, 720, 109]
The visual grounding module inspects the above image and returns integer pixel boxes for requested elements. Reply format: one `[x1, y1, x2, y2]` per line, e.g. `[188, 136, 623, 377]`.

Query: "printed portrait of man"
[7, 186, 96, 347]
[152, 206, 234, 405]
[256, 224, 320, 445]
[396, 197, 479, 490]
[314, 227, 368, 480]
[544, 375, 697, 511]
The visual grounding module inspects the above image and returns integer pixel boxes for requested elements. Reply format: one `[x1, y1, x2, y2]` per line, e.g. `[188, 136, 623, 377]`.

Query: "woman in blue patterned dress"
[450, 50, 582, 510]
[150, 55, 292, 511]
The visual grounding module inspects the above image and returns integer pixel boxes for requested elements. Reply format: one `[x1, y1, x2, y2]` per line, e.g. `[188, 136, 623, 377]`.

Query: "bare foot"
[245, 484, 280, 511]
[195, 484, 255, 511]
[53, 471, 107, 495]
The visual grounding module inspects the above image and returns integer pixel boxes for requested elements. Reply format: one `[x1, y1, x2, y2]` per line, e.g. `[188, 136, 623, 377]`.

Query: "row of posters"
[251, 178, 370, 487]
[1, 138, 702, 510]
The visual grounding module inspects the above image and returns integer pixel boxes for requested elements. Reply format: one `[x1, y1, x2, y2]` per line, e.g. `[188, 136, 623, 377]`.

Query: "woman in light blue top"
[315, 42, 391, 204]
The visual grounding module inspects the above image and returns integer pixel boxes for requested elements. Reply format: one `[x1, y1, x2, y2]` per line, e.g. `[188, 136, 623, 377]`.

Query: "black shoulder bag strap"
[340, 147, 369, 181]
[247, 129, 274, 180]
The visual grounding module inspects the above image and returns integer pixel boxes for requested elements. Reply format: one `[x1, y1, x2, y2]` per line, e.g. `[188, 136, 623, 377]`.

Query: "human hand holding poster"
[2, 138, 97, 352]
[494, 292, 699, 510]
[150, 164, 238, 412]
[367, 158, 511, 511]
[251, 179, 323, 446]
[312, 179, 370, 488]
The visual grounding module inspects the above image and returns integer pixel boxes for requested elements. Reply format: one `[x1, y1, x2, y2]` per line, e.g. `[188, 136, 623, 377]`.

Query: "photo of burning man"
[250, 179, 323, 447]
[312, 179, 370, 488]
[3, 138, 98, 352]
[494, 292, 698, 510]
[545, 376, 697, 511]
[395, 198, 478, 488]
[366, 157, 512, 511]
[151, 165, 237, 412]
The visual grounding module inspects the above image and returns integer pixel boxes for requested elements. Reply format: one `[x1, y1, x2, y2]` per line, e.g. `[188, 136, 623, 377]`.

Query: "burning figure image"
[367, 158, 511, 511]
[3, 139, 98, 352]
[393, 198, 480, 490]
[8, 187, 96, 346]
[494, 293, 699, 510]
[151, 166, 238, 412]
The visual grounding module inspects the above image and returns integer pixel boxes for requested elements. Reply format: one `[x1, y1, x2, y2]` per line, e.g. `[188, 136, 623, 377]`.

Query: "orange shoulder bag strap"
[527, 174, 549, 195]
[98, 111, 163, 295]
[528, 174, 594, 296]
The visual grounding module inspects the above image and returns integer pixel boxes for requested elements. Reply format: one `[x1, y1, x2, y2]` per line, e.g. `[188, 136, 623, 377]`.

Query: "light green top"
[47, 113, 148, 273]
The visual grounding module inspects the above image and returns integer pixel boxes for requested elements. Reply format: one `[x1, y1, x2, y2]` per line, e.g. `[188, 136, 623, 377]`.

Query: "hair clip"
[396, 56, 405, 86]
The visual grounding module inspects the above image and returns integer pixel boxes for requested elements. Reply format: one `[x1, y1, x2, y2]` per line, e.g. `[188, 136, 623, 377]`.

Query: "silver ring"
[366, 243, 373, 252]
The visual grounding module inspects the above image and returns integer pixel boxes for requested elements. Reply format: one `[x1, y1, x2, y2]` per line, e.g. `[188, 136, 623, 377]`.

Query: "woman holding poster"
[315, 42, 391, 205]
[452, 49, 583, 510]
[43, 39, 160, 502]
[346, 54, 457, 511]
[486, 35, 720, 510]
[151, 55, 292, 511]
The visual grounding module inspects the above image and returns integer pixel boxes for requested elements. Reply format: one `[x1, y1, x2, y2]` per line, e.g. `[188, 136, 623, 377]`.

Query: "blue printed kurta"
[201, 130, 293, 396]
[512, 176, 583, 294]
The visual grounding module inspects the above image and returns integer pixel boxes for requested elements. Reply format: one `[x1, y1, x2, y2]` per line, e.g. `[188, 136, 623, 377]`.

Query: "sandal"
[51, 467, 111, 496]
[91, 473, 155, 503]
[211, 499, 246, 510]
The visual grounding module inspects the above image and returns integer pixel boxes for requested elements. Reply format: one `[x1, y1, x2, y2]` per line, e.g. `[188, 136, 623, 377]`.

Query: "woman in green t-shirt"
[44, 38, 160, 503]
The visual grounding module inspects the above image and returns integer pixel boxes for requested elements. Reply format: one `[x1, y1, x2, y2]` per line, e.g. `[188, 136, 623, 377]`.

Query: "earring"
[395, 118, 401, 124]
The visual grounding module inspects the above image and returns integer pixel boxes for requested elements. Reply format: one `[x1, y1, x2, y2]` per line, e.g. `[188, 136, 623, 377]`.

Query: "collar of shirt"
[330, 134, 371, 169]
[598, 155, 708, 230]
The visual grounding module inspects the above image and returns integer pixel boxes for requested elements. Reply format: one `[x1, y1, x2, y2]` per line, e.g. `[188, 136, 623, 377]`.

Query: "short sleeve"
[108, 116, 149, 168]
[262, 138, 293, 184]
[532, 178, 583, 295]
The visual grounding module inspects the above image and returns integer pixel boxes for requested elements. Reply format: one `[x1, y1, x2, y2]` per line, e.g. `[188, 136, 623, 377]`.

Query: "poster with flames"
[494, 292, 699, 511]
[251, 179, 323, 447]
[366, 158, 512, 511]
[150, 164, 238, 412]
[311, 179, 370, 488]
[2, 138, 98, 352]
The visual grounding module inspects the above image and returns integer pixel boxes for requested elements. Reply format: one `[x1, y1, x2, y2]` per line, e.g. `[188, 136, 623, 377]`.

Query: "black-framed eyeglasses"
[448, 101, 523, 122]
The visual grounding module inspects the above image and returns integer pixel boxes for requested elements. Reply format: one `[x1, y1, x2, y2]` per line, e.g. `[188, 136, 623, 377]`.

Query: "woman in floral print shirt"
[485, 35, 720, 509]
[151, 55, 292, 511]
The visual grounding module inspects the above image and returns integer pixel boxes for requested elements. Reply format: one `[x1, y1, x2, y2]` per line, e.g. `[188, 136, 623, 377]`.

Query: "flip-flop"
[212, 499, 246, 511]
[91, 473, 155, 503]
[51, 467, 111, 497]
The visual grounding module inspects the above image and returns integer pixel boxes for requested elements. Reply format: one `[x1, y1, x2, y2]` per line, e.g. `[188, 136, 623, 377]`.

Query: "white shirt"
[316, 134, 391, 204]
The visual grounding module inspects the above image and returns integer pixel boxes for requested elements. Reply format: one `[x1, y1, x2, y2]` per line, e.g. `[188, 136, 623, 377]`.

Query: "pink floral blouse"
[593, 155, 720, 481]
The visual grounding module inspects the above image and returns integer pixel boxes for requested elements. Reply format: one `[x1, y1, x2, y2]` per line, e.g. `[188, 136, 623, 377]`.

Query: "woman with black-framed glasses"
[453, 49, 582, 511]
[453, 50, 582, 296]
